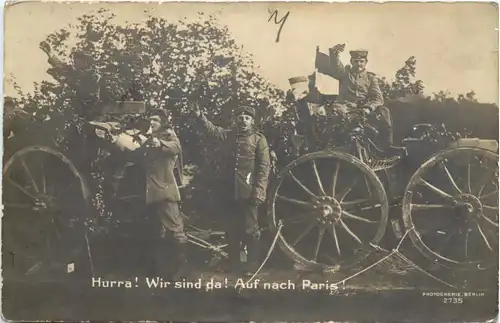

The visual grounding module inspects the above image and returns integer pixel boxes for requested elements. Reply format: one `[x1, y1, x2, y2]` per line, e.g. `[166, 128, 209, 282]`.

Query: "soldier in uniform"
[137, 109, 188, 279]
[316, 44, 394, 147]
[193, 104, 271, 275]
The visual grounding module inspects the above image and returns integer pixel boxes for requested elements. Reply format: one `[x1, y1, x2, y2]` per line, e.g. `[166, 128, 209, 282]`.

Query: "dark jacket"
[138, 129, 182, 204]
[198, 114, 271, 203]
[316, 49, 384, 110]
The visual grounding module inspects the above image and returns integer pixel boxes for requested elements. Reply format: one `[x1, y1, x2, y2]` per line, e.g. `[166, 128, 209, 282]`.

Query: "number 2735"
[444, 298, 463, 304]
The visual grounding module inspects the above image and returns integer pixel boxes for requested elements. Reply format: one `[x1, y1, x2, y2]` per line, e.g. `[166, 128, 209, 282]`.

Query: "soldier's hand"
[39, 41, 51, 55]
[330, 43, 346, 55]
[188, 101, 202, 117]
[150, 137, 162, 147]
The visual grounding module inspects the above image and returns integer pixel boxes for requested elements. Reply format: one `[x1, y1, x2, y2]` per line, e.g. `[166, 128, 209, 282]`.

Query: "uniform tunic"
[141, 130, 182, 204]
[138, 130, 186, 243]
[198, 114, 271, 204]
[317, 50, 384, 110]
[316, 50, 393, 145]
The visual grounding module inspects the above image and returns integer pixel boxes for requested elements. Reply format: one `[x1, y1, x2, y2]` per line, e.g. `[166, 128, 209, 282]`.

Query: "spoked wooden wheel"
[402, 147, 499, 271]
[267, 151, 389, 270]
[2, 146, 92, 281]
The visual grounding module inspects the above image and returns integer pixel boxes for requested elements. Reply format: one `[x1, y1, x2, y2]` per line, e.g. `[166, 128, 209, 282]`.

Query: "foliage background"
[4, 10, 498, 232]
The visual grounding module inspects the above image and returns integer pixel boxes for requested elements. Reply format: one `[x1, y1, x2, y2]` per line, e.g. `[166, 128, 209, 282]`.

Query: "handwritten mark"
[268, 9, 290, 43]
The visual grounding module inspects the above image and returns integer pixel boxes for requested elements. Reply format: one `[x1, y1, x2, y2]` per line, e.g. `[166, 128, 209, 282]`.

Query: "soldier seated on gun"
[316, 44, 394, 148]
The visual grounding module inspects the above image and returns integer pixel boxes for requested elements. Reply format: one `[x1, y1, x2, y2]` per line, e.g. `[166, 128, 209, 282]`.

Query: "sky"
[3, 1, 499, 104]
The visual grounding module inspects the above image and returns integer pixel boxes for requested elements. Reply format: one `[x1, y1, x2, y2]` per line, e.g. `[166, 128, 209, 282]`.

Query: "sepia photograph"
[2, 1, 499, 321]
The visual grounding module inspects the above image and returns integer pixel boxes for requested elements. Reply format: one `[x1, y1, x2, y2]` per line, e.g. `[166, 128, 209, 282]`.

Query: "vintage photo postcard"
[2, 1, 498, 321]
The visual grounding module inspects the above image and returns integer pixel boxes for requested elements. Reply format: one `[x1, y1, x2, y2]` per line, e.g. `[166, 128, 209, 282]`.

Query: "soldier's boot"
[224, 241, 243, 274]
[171, 242, 191, 281]
[380, 126, 394, 150]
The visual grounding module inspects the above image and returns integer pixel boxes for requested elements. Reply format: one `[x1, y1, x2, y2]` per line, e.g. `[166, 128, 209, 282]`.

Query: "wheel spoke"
[480, 188, 498, 200]
[313, 227, 325, 262]
[311, 160, 326, 196]
[21, 158, 39, 193]
[339, 220, 362, 244]
[364, 176, 373, 197]
[276, 194, 313, 208]
[475, 168, 497, 197]
[441, 161, 462, 195]
[288, 171, 317, 199]
[476, 222, 493, 251]
[411, 203, 456, 211]
[342, 210, 377, 223]
[40, 162, 47, 194]
[327, 224, 341, 256]
[359, 204, 382, 212]
[465, 230, 469, 259]
[467, 162, 472, 194]
[483, 205, 499, 211]
[341, 198, 371, 207]
[331, 162, 340, 197]
[418, 179, 455, 201]
[6, 177, 38, 200]
[292, 221, 316, 247]
[339, 178, 359, 202]
[481, 214, 499, 227]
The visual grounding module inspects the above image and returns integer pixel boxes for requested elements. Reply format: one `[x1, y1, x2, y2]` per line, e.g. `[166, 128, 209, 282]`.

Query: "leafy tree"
[380, 56, 425, 100]
[8, 9, 288, 225]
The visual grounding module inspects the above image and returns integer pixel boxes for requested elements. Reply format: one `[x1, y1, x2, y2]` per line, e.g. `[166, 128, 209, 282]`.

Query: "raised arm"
[326, 47, 347, 80]
[193, 105, 229, 142]
[252, 135, 271, 204]
[315, 44, 347, 80]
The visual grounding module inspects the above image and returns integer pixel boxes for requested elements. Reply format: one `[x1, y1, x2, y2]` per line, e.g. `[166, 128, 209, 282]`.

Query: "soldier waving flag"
[316, 44, 393, 147]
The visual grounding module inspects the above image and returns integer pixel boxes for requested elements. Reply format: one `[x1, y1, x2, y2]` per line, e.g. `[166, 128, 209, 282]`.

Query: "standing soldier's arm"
[252, 135, 271, 204]
[197, 114, 229, 142]
[366, 73, 385, 111]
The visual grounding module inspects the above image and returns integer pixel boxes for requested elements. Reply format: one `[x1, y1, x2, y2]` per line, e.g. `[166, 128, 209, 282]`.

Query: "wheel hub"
[314, 196, 342, 225]
[458, 194, 483, 220]
[32, 195, 56, 212]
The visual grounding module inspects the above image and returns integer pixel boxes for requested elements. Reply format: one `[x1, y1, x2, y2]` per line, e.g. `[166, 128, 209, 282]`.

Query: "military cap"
[349, 49, 368, 59]
[149, 108, 169, 120]
[237, 105, 256, 118]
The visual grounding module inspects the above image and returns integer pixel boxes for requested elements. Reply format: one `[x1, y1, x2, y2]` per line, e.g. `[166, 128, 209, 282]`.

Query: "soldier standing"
[193, 104, 271, 275]
[316, 44, 393, 146]
[137, 109, 188, 280]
